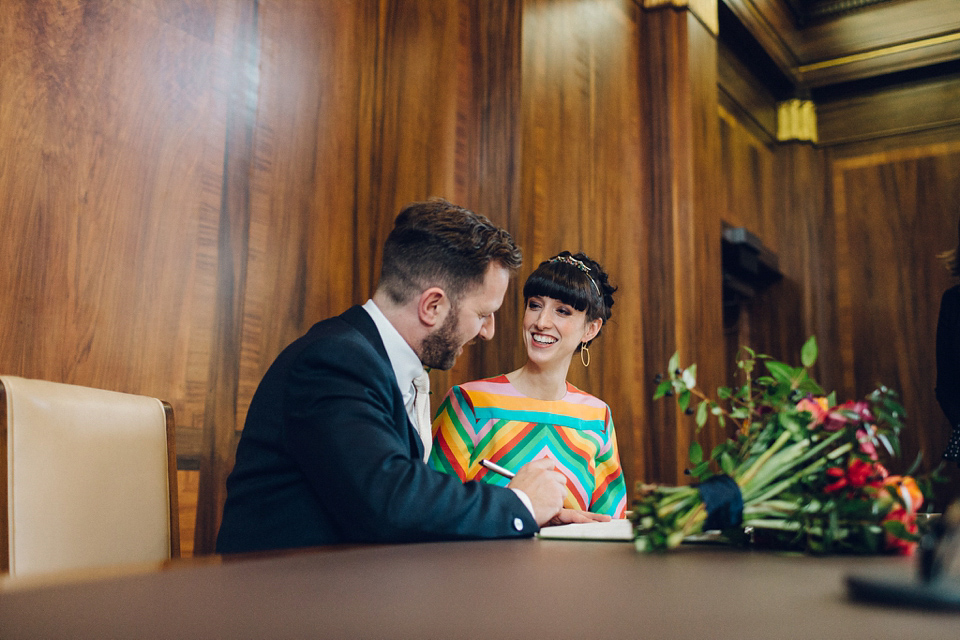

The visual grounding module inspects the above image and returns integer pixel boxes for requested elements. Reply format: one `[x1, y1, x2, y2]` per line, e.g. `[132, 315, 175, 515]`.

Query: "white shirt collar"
[361, 299, 424, 409]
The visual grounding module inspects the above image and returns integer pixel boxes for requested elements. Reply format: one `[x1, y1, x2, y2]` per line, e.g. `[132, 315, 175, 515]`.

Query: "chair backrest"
[0, 376, 180, 577]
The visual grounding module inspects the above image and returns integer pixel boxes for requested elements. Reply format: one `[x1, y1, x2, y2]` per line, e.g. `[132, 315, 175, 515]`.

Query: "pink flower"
[821, 401, 873, 432]
[796, 397, 829, 428]
[855, 426, 879, 460]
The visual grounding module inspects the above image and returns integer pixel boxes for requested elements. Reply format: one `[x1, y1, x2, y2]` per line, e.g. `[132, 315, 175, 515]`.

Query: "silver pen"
[480, 458, 515, 479]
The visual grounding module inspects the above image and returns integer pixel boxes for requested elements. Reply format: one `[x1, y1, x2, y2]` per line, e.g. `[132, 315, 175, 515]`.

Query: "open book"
[536, 518, 633, 541]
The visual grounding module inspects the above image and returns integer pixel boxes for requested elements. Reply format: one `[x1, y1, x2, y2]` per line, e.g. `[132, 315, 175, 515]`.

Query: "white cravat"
[413, 370, 433, 462]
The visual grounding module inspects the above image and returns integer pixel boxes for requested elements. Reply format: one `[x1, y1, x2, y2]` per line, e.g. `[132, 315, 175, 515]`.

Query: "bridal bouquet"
[633, 337, 931, 555]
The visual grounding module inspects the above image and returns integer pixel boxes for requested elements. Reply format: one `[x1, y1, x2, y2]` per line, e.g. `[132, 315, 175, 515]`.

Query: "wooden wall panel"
[717, 109, 829, 383]
[0, 0, 223, 418]
[722, 0, 960, 87]
[640, 7, 726, 485]
[0, 0, 224, 442]
[831, 139, 960, 499]
[176, 470, 200, 557]
[441, 0, 524, 392]
[518, 0, 649, 493]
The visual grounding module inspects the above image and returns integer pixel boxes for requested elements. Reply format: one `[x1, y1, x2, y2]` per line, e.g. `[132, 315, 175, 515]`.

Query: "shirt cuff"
[510, 488, 536, 519]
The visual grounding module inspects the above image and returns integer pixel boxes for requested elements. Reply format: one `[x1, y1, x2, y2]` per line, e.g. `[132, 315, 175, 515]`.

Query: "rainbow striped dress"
[428, 375, 627, 517]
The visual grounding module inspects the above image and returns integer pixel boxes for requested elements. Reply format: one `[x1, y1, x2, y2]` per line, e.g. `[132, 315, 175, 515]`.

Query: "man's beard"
[420, 308, 461, 371]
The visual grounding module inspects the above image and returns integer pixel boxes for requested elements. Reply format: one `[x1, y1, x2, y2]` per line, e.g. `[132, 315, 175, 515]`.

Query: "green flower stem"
[678, 503, 707, 536]
[740, 430, 849, 502]
[739, 438, 811, 496]
[736, 430, 793, 488]
[742, 518, 801, 531]
[743, 501, 798, 518]
[825, 441, 854, 460]
[743, 454, 831, 505]
[656, 492, 699, 519]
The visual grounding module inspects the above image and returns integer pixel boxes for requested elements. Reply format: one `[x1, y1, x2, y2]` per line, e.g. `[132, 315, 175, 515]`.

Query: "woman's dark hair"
[378, 198, 523, 304]
[522, 251, 617, 349]
[939, 216, 960, 278]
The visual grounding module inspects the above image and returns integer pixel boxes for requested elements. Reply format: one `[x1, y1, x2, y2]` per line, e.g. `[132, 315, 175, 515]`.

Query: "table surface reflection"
[0, 537, 956, 639]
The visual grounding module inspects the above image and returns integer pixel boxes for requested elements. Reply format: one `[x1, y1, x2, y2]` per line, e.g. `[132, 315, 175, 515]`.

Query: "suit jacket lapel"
[338, 305, 426, 461]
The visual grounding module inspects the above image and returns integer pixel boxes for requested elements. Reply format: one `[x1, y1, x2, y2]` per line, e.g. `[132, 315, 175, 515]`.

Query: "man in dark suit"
[217, 199, 594, 553]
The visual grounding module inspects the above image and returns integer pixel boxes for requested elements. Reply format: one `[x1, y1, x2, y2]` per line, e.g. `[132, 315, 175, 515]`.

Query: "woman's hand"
[544, 508, 612, 526]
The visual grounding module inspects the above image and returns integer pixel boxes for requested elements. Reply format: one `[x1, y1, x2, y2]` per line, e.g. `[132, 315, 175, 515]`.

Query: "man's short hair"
[377, 198, 523, 305]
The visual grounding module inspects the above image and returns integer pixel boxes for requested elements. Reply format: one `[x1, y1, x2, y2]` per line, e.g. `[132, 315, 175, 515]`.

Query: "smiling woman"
[428, 252, 626, 518]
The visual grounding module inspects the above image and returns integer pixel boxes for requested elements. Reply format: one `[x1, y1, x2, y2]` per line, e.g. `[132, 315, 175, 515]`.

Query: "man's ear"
[417, 287, 449, 328]
[583, 318, 602, 343]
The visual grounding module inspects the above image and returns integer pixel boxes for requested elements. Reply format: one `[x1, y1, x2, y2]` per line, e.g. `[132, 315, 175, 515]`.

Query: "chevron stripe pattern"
[429, 375, 627, 517]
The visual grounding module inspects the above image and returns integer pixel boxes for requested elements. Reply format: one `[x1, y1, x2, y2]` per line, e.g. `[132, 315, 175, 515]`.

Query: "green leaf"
[682, 365, 697, 389]
[883, 519, 920, 542]
[720, 451, 735, 475]
[905, 450, 923, 477]
[688, 461, 710, 479]
[876, 432, 898, 457]
[667, 352, 679, 378]
[653, 379, 672, 400]
[689, 441, 703, 465]
[717, 386, 732, 399]
[800, 336, 818, 368]
[678, 390, 691, 411]
[695, 401, 708, 428]
[765, 361, 797, 385]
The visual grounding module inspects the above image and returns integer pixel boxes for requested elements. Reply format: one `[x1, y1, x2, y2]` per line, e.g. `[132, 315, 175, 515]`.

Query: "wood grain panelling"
[717, 107, 831, 388]
[0, 1, 224, 432]
[817, 74, 960, 146]
[718, 39, 778, 144]
[831, 140, 960, 499]
[194, 0, 260, 554]
[350, 0, 504, 413]
[518, 0, 649, 493]
[441, 0, 524, 393]
[722, 0, 960, 87]
[641, 6, 726, 485]
[176, 470, 199, 557]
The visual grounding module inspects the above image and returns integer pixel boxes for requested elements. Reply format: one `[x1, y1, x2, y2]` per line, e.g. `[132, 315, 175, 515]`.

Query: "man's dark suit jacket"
[216, 305, 538, 553]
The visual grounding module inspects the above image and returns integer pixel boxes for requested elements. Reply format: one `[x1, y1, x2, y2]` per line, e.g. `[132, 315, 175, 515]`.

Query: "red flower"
[824, 466, 847, 493]
[823, 459, 887, 494]
[882, 505, 918, 555]
[879, 476, 923, 555]
[846, 459, 875, 488]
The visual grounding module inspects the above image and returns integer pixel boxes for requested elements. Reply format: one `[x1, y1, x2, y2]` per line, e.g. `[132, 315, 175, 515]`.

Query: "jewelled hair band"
[550, 255, 601, 296]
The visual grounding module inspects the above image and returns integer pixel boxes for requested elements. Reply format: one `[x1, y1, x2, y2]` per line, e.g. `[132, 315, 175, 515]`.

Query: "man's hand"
[543, 508, 612, 527]
[508, 458, 566, 525]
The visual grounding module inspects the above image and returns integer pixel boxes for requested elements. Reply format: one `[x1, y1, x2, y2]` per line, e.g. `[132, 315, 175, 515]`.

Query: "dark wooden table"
[0, 537, 955, 639]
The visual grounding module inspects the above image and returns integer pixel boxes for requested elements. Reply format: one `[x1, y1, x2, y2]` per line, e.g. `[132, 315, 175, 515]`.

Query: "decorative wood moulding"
[797, 31, 960, 75]
[776, 99, 818, 143]
[722, 0, 960, 88]
[643, 0, 719, 35]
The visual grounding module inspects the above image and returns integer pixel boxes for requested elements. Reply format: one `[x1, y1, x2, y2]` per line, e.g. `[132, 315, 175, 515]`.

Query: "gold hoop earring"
[580, 344, 590, 367]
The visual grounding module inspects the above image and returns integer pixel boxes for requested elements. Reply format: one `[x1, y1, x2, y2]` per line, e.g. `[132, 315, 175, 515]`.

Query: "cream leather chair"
[1, 376, 180, 577]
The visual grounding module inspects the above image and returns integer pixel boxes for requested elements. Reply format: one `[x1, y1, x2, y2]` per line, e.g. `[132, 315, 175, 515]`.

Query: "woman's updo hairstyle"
[522, 251, 617, 349]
